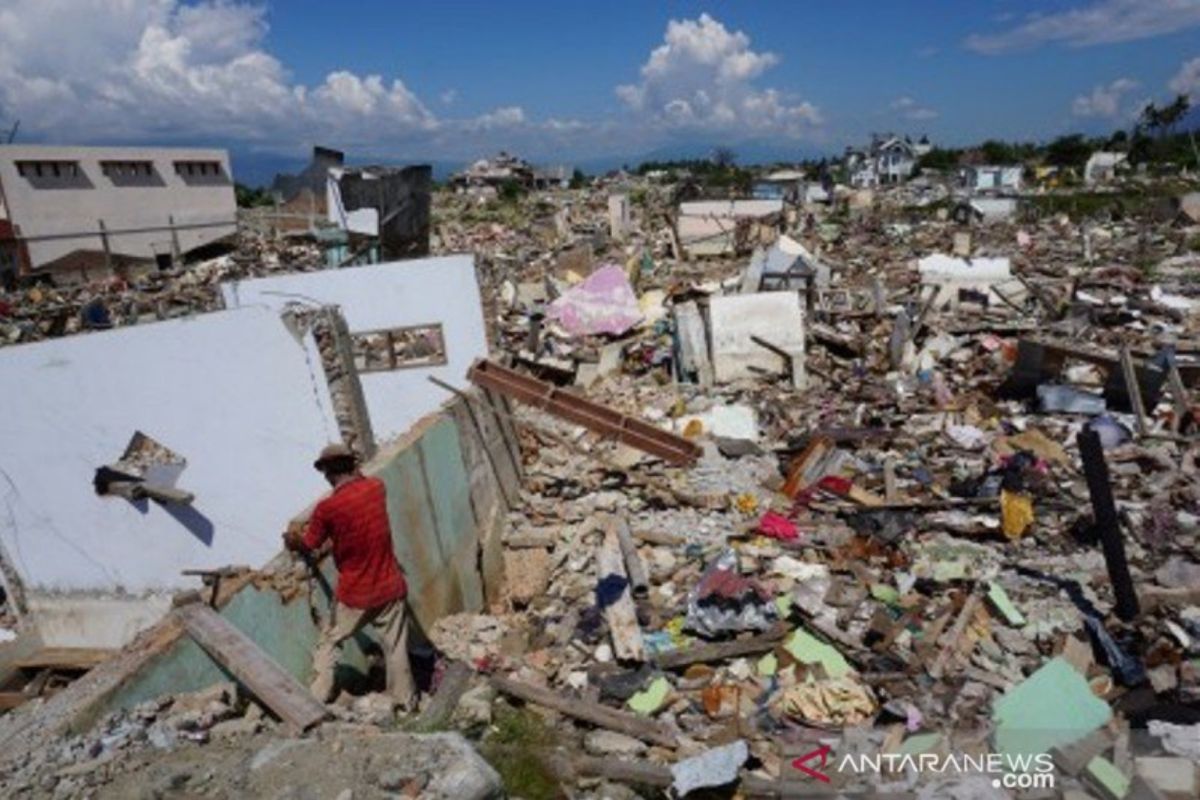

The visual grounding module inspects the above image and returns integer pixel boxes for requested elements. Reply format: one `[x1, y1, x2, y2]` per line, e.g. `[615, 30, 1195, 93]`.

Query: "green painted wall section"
[417, 417, 483, 615]
[99, 576, 372, 715]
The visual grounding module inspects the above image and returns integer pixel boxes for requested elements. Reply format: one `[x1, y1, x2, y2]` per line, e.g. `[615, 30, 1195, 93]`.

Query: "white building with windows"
[0, 145, 236, 282]
[960, 164, 1023, 194]
[846, 136, 922, 188]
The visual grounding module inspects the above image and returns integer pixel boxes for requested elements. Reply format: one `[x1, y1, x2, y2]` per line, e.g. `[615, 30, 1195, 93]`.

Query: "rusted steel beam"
[466, 359, 702, 467]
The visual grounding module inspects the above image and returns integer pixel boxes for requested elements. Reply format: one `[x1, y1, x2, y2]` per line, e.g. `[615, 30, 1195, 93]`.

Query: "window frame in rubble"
[350, 323, 448, 373]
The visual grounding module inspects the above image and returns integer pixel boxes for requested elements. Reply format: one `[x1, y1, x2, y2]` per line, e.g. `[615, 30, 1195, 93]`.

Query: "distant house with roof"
[450, 152, 536, 194]
[1084, 151, 1129, 186]
[845, 135, 927, 188]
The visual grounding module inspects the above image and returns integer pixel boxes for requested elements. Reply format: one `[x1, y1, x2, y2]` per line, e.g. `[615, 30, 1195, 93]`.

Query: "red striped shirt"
[302, 476, 407, 609]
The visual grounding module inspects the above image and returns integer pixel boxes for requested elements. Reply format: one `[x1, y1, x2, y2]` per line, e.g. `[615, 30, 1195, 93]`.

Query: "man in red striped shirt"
[285, 443, 414, 706]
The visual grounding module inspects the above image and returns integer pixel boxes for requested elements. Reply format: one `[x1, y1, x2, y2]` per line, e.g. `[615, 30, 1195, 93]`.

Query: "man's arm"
[300, 503, 331, 551]
[283, 504, 330, 553]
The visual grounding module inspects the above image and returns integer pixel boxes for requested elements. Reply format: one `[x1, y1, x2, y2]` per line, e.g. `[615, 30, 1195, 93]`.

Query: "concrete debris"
[4, 148, 1200, 800]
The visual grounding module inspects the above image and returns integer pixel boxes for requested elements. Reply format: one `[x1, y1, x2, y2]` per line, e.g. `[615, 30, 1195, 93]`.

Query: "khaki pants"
[309, 598, 414, 705]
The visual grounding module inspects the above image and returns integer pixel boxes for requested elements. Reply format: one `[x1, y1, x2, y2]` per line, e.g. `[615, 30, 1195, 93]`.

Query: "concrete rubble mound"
[2, 154, 1200, 800]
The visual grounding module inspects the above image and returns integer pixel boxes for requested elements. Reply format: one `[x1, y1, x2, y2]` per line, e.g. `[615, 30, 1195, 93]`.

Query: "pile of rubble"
[5, 172, 1200, 798]
[0, 232, 324, 348]
[423, 175, 1200, 797]
[2, 681, 502, 800]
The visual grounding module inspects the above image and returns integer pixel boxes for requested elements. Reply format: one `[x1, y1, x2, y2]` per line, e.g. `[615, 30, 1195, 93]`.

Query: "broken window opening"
[94, 431, 193, 505]
[15, 160, 89, 189]
[351, 323, 447, 373]
[100, 160, 162, 187]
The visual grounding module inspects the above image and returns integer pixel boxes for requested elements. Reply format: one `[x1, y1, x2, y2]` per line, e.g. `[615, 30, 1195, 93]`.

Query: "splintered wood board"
[177, 603, 326, 733]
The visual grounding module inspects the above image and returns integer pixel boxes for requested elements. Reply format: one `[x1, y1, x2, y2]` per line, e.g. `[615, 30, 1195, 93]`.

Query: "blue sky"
[1, 0, 1198, 169]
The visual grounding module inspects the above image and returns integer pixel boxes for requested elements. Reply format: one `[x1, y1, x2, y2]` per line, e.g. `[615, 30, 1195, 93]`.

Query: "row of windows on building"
[13, 159, 224, 182]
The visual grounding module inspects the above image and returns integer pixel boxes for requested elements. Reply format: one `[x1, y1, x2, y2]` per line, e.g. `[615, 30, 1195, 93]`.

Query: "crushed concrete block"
[454, 683, 495, 726]
[584, 730, 648, 757]
[504, 546, 552, 607]
[1135, 757, 1196, 798]
[209, 717, 261, 739]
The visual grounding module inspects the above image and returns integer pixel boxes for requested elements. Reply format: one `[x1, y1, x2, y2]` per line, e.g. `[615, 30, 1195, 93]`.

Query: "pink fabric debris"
[757, 511, 799, 541]
[547, 264, 642, 336]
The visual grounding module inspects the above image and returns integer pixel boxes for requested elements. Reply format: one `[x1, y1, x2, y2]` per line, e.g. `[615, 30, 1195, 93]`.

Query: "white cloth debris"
[670, 739, 748, 796]
[1149, 720, 1200, 759]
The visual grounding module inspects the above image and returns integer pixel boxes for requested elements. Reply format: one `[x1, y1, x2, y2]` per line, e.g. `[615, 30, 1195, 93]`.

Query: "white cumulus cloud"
[965, 0, 1200, 54]
[1169, 55, 1200, 97]
[890, 96, 939, 121]
[615, 13, 822, 136]
[0, 0, 436, 148]
[470, 106, 526, 131]
[1071, 77, 1139, 117]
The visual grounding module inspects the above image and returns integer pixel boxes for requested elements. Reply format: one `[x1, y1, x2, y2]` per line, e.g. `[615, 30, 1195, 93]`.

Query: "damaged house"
[327, 164, 432, 261]
[0, 254, 508, 704]
[0, 145, 237, 285]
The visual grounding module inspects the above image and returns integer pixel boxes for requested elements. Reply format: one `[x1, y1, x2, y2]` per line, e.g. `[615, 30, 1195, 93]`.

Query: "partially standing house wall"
[221, 255, 490, 441]
[0, 307, 340, 649]
[84, 389, 520, 719]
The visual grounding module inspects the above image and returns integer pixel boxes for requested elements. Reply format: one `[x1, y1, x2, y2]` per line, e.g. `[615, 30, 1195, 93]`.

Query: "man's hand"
[283, 520, 307, 553]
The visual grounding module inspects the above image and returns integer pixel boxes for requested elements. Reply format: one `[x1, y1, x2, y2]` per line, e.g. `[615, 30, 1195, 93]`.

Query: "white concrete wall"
[709, 292, 806, 384]
[0, 144, 236, 269]
[0, 308, 338, 615]
[221, 255, 490, 440]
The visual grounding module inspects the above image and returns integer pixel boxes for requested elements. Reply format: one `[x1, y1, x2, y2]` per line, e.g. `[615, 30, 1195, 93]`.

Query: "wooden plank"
[655, 624, 788, 670]
[14, 648, 114, 671]
[610, 516, 648, 599]
[883, 458, 899, 503]
[0, 691, 30, 710]
[1078, 429, 1141, 622]
[177, 603, 326, 733]
[597, 522, 645, 662]
[1119, 345, 1149, 437]
[928, 591, 983, 679]
[490, 675, 676, 748]
[1166, 358, 1191, 434]
[415, 661, 473, 731]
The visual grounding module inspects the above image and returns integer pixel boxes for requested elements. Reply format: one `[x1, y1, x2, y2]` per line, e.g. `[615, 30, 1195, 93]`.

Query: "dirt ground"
[74, 726, 497, 800]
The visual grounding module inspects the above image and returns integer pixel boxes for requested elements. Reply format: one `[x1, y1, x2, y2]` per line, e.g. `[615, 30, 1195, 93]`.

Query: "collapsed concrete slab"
[917, 253, 1027, 310]
[708, 292, 806, 385]
[0, 307, 338, 649]
[676, 199, 783, 257]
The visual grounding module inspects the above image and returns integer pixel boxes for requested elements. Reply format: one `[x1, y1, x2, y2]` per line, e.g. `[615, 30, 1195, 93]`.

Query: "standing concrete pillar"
[312, 306, 376, 460]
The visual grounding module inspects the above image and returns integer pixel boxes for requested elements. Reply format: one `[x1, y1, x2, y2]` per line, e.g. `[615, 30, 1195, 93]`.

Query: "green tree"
[1045, 134, 1092, 169]
[711, 147, 737, 167]
[916, 147, 960, 172]
[234, 183, 273, 208]
[498, 179, 526, 203]
[1159, 94, 1191, 136]
[569, 168, 587, 189]
[1138, 102, 1163, 137]
[980, 140, 1017, 163]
